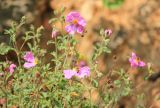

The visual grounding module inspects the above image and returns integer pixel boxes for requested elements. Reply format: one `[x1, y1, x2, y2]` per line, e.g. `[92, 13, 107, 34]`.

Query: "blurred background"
[0, 0, 160, 107]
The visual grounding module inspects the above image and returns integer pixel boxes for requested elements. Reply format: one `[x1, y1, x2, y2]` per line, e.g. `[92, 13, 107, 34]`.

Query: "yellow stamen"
[72, 19, 78, 25]
[135, 57, 140, 64]
[34, 58, 38, 65]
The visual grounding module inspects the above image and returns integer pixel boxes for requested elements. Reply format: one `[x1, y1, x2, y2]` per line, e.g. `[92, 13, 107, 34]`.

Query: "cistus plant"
[0, 8, 153, 108]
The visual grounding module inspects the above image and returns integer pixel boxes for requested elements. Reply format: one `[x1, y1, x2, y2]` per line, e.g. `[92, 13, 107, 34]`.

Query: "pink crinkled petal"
[24, 52, 35, 63]
[9, 64, 16, 74]
[24, 62, 36, 69]
[78, 18, 86, 27]
[76, 25, 84, 34]
[65, 24, 76, 35]
[66, 11, 80, 22]
[131, 52, 137, 59]
[76, 66, 90, 78]
[138, 61, 146, 67]
[63, 70, 77, 79]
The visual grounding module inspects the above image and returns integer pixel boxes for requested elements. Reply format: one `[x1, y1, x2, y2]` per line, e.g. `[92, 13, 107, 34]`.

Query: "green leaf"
[49, 18, 58, 24]
[92, 79, 98, 88]
[54, 10, 59, 15]
[114, 80, 121, 87]
[47, 40, 55, 45]
[104, 93, 111, 104]
[65, 95, 70, 102]
[61, 6, 66, 13]
[27, 43, 32, 50]
[100, 28, 105, 36]
[0, 43, 14, 55]
[103, 0, 124, 9]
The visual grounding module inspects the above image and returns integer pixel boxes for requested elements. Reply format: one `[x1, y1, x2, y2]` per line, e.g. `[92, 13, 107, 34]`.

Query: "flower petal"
[24, 52, 35, 63]
[63, 70, 77, 79]
[24, 62, 36, 69]
[76, 25, 84, 34]
[139, 61, 146, 67]
[129, 52, 146, 68]
[78, 18, 86, 27]
[65, 11, 86, 35]
[9, 64, 16, 74]
[105, 29, 112, 36]
[76, 66, 90, 78]
[65, 24, 76, 35]
[66, 11, 80, 23]
[131, 52, 137, 59]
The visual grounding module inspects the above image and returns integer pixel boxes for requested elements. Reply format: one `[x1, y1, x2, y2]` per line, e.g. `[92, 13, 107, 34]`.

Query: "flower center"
[34, 59, 38, 65]
[72, 19, 78, 25]
[135, 57, 140, 64]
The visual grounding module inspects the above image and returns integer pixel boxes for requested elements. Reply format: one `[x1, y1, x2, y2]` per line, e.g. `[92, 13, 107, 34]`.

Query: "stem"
[110, 100, 115, 108]
[61, 20, 64, 34]
[89, 73, 93, 108]
[20, 40, 27, 51]
[63, 35, 70, 68]
[13, 42, 21, 67]
[35, 83, 40, 108]
[54, 37, 58, 72]
[89, 88, 92, 108]
[4, 74, 8, 108]
[16, 51, 21, 67]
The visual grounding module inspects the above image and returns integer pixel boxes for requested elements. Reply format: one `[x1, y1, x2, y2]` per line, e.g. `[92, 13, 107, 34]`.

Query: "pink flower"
[105, 29, 112, 36]
[23, 52, 37, 69]
[79, 61, 86, 67]
[63, 70, 77, 79]
[51, 29, 58, 38]
[76, 66, 90, 78]
[63, 66, 90, 79]
[65, 11, 86, 35]
[129, 52, 146, 68]
[9, 64, 16, 74]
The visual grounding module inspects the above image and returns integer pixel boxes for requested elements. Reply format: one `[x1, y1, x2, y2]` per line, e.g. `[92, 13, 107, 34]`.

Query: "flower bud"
[52, 29, 58, 38]
[105, 29, 112, 36]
